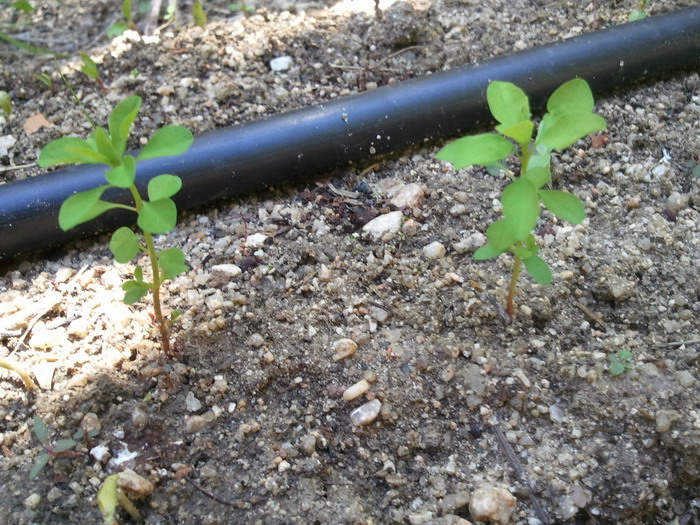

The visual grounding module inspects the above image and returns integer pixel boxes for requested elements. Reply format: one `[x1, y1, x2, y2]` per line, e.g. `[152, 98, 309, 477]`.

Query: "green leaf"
[539, 190, 585, 223]
[193, 0, 207, 27]
[609, 360, 625, 376]
[79, 53, 99, 80]
[122, 280, 149, 305]
[105, 155, 136, 188]
[487, 81, 530, 126]
[134, 266, 144, 282]
[53, 439, 77, 453]
[501, 178, 539, 240]
[618, 349, 633, 361]
[436, 133, 514, 169]
[12, 1, 34, 13]
[107, 21, 129, 38]
[35, 73, 53, 87]
[485, 218, 517, 252]
[473, 243, 504, 260]
[0, 91, 12, 115]
[109, 96, 141, 157]
[522, 167, 550, 189]
[121, 0, 132, 20]
[33, 416, 48, 444]
[0, 32, 62, 56]
[169, 309, 183, 322]
[547, 78, 595, 116]
[137, 125, 194, 161]
[537, 112, 606, 151]
[98, 474, 119, 525]
[628, 8, 647, 21]
[59, 186, 120, 230]
[138, 198, 177, 233]
[38, 136, 111, 167]
[110, 227, 141, 263]
[523, 254, 552, 285]
[495, 120, 534, 146]
[148, 174, 182, 201]
[29, 454, 50, 480]
[93, 128, 121, 167]
[159, 248, 189, 280]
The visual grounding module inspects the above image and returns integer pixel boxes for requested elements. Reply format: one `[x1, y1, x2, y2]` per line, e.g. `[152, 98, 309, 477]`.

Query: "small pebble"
[362, 211, 403, 241]
[211, 264, 242, 278]
[343, 379, 370, 401]
[350, 399, 382, 426]
[469, 485, 516, 525]
[23, 493, 41, 509]
[185, 415, 209, 433]
[118, 469, 154, 500]
[270, 56, 293, 71]
[423, 241, 446, 259]
[677, 370, 695, 388]
[387, 183, 425, 208]
[186, 392, 203, 412]
[332, 338, 358, 361]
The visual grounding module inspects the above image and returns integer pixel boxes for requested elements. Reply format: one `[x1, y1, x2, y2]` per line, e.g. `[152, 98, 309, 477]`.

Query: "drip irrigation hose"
[1, 5, 699, 260]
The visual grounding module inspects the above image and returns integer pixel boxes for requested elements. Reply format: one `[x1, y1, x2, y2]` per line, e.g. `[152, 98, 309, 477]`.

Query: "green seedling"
[35, 72, 53, 87]
[38, 96, 193, 355]
[629, 0, 648, 21]
[0, 90, 12, 115]
[29, 416, 80, 480]
[108, 0, 137, 37]
[80, 52, 106, 93]
[228, 1, 255, 16]
[437, 79, 606, 319]
[0, 356, 36, 389]
[608, 349, 634, 376]
[192, 0, 206, 27]
[98, 474, 142, 524]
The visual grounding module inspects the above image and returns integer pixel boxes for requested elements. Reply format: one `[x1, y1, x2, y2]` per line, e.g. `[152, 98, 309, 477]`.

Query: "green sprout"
[608, 349, 634, 376]
[629, 0, 649, 21]
[29, 416, 79, 480]
[228, 1, 255, 16]
[38, 96, 193, 355]
[437, 79, 606, 319]
[192, 0, 207, 27]
[108, 0, 137, 37]
[0, 90, 12, 116]
[98, 474, 142, 525]
[35, 72, 53, 87]
[80, 52, 106, 93]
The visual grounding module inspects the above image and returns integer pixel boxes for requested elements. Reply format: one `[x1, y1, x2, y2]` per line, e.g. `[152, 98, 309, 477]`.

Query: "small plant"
[629, 0, 649, 21]
[38, 96, 193, 355]
[80, 52, 106, 93]
[98, 474, 142, 524]
[108, 0, 138, 37]
[35, 72, 54, 88]
[437, 79, 606, 318]
[192, 0, 206, 27]
[29, 416, 80, 480]
[0, 90, 12, 116]
[228, 1, 255, 16]
[608, 349, 634, 376]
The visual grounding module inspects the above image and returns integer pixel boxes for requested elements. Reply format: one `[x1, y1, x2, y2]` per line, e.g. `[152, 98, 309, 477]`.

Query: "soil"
[1, 1, 699, 524]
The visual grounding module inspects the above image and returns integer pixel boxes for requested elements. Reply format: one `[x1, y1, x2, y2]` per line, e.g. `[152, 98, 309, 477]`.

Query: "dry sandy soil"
[0, 0, 699, 524]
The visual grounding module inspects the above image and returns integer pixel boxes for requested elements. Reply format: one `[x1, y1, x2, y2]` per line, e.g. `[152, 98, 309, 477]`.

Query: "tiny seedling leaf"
[473, 243, 504, 260]
[59, 186, 119, 230]
[122, 280, 150, 305]
[193, 0, 207, 27]
[487, 81, 531, 126]
[121, 0, 132, 20]
[107, 22, 129, 38]
[38, 136, 111, 167]
[33, 416, 48, 444]
[105, 155, 136, 188]
[12, 1, 34, 13]
[547, 78, 595, 116]
[628, 8, 647, 21]
[170, 309, 183, 322]
[148, 174, 182, 201]
[138, 198, 178, 234]
[436, 133, 514, 169]
[110, 227, 141, 263]
[94, 127, 121, 167]
[109, 96, 141, 157]
[539, 189, 585, 224]
[609, 360, 625, 376]
[159, 248, 189, 280]
[523, 254, 552, 285]
[98, 474, 119, 525]
[618, 349, 633, 361]
[501, 178, 539, 239]
[134, 265, 144, 282]
[53, 439, 77, 453]
[495, 120, 534, 146]
[0, 91, 12, 115]
[522, 167, 550, 189]
[486, 218, 518, 252]
[79, 53, 100, 80]
[537, 112, 607, 151]
[137, 125, 194, 161]
[29, 453, 50, 480]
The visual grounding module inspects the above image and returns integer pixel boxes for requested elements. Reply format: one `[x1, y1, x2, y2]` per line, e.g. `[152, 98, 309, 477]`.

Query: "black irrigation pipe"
[1, 5, 699, 261]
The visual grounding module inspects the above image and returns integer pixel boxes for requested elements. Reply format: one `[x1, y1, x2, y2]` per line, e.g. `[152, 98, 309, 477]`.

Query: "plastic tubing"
[1, 5, 699, 260]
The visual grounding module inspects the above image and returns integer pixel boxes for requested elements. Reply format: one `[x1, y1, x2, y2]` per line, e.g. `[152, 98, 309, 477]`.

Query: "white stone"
[245, 233, 268, 248]
[343, 379, 370, 401]
[118, 469, 154, 500]
[350, 399, 381, 426]
[270, 56, 293, 71]
[211, 264, 242, 278]
[33, 362, 56, 390]
[332, 338, 358, 361]
[388, 183, 425, 208]
[469, 486, 516, 525]
[185, 391, 202, 412]
[90, 444, 110, 463]
[0, 134, 16, 157]
[423, 241, 446, 259]
[362, 211, 403, 241]
[677, 370, 695, 388]
[23, 493, 41, 508]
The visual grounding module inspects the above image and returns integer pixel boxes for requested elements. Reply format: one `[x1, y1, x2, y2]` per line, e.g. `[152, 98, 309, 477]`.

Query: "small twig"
[575, 302, 606, 329]
[492, 424, 551, 525]
[0, 329, 22, 338]
[481, 292, 511, 324]
[371, 44, 423, 69]
[184, 477, 237, 507]
[657, 339, 700, 348]
[0, 163, 35, 173]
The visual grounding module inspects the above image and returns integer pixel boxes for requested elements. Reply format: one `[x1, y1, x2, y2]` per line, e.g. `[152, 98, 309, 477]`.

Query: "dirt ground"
[1, 0, 699, 524]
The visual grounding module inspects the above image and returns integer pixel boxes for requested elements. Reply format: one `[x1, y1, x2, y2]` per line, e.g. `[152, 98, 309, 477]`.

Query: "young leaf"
[523, 254, 552, 285]
[138, 199, 177, 234]
[487, 81, 530, 126]
[436, 133, 514, 169]
[33, 416, 48, 444]
[473, 243, 504, 260]
[59, 186, 120, 230]
[485, 219, 517, 252]
[539, 190, 585, 223]
[98, 474, 119, 525]
[628, 8, 647, 21]
[501, 178, 539, 239]
[159, 248, 189, 279]
[122, 280, 150, 305]
[12, 1, 34, 13]
[536, 112, 606, 151]
[109, 96, 141, 157]
[495, 120, 534, 146]
[547, 78, 595, 116]
[79, 53, 99, 80]
[110, 227, 141, 263]
[522, 167, 550, 189]
[137, 125, 194, 161]
[169, 309, 183, 322]
[105, 155, 136, 188]
[193, 0, 207, 27]
[93, 128, 121, 167]
[29, 453, 50, 480]
[0, 91, 12, 115]
[38, 136, 111, 167]
[53, 439, 77, 453]
[148, 174, 182, 201]
[134, 265, 144, 282]
[121, 0, 132, 20]
[107, 22, 129, 38]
